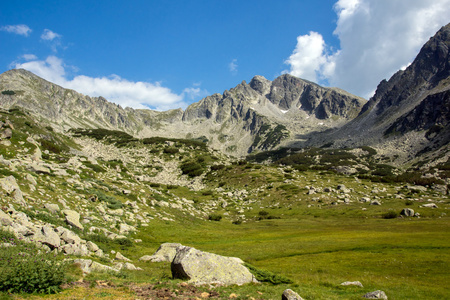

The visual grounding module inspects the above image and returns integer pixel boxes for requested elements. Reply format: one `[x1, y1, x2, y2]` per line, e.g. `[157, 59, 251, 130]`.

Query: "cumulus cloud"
[229, 59, 238, 75]
[285, 0, 450, 98]
[14, 56, 190, 110]
[41, 29, 61, 41]
[284, 31, 337, 84]
[0, 24, 32, 36]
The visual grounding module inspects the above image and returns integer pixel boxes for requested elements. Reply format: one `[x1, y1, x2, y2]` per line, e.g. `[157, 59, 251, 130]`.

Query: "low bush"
[0, 230, 68, 294]
[208, 214, 222, 221]
[244, 263, 293, 284]
[382, 211, 398, 219]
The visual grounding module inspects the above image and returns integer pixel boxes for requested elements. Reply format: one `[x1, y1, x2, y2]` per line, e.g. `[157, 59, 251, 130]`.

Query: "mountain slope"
[299, 23, 450, 165]
[0, 70, 364, 156]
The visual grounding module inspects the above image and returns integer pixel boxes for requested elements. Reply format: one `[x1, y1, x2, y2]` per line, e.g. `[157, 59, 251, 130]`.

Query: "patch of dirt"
[129, 282, 221, 300]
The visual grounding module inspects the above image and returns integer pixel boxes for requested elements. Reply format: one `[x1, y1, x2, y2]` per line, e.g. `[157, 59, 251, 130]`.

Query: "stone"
[44, 203, 60, 214]
[282, 289, 304, 300]
[115, 252, 132, 262]
[171, 246, 257, 286]
[0, 128, 12, 139]
[86, 241, 99, 252]
[370, 200, 381, 205]
[400, 208, 415, 217]
[62, 243, 90, 256]
[34, 225, 61, 249]
[60, 229, 82, 245]
[0, 210, 13, 226]
[62, 209, 84, 230]
[421, 203, 438, 208]
[119, 223, 136, 234]
[360, 197, 371, 203]
[140, 242, 182, 262]
[27, 163, 51, 174]
[341, 281, 363, 287]
[406, 185, 427, 193]
[363, 290, 388, 299]
[26, 174, 37, 186]
[0, 175, 20, 194]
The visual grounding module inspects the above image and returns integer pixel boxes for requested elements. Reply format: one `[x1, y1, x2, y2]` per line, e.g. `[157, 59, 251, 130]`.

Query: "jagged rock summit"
[0, 69, 364, 156]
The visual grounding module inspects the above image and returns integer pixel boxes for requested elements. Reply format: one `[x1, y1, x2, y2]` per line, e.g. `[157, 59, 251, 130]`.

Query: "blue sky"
[1, 0, 449, 110]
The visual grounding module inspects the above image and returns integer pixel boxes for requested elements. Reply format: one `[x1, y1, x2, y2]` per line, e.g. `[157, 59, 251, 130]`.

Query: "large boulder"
[140, 242, 182, 262]
[171, 246, 257, 286]
[0, 210, 13, 225]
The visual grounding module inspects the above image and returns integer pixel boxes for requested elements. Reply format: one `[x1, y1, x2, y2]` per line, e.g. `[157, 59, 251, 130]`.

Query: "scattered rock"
[282, 289, 304, 300]
[370, 200, 381, 205]
[0, 210, 13, 225]
[171, 246, 257, 286]
[341, 281, 363, 287]
[62, 209, 84, 230]
[44, 203, 60, 214]
[33, 225, 61, 249]
[421, 203, 438, 208]
[363, 290, 388, 299]
[400, 208, 415, 217]
[27, 163, 51, 174]
[115, 251, 132, 262]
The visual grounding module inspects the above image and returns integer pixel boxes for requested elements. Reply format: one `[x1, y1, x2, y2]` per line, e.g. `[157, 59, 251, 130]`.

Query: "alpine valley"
[0, 24, 448, 300]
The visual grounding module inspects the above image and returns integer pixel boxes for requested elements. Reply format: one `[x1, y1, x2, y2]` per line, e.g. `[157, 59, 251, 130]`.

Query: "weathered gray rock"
[34, 225, 61, 249]
[0, 175, 19, 194]
[74, 259, 117, 274]
[282, 289, 304, 300]
[0, 128, 12, 139]
[86, 241, 99, 252]
[140, 242, 182, 262]
[406, 185, 427, 193]
[62, 209, 84, 230]
[27, 163, 51, 174]
[61, 243, 89, 256]
[59, 228, 81, 245]
[421, 203, 438, 208]
[171, 246, 257, 286]
[400, 208, 415, 217]
[363, 290, 388, 299]
[26, 174, 37, 185]
[44, 203, 60, 214]
[341, 281, 363, 287]
[370, 200, 381, 205]
[0, 210, 13, 225]
[119, 223, 136, 234]
[115, 251, 131, 262]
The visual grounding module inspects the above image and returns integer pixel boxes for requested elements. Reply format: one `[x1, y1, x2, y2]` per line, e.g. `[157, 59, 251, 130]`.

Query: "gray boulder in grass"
[171, 246, 257, 286]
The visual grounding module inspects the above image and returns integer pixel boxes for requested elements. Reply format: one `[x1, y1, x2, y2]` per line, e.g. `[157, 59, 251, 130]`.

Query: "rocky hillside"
[295, 23, 450, 166]
[0, 70, 364, 156]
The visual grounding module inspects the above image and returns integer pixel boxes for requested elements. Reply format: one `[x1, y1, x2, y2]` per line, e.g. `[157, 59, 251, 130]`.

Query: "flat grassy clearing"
[112, 215, 450, 300]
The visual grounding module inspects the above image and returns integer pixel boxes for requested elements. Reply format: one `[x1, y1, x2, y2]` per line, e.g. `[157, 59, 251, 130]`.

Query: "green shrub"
[180, 161, 204, 177]
[405, 200, 414, 206]
[1, 90, 15, 95]
[382, 211, 398, 219]
[244, 263, 293, 284]
[87, 189, 122, 209]
[0, 232, 67, 294]
[208, 214, 222, 221]
[163, 147, 179, 154]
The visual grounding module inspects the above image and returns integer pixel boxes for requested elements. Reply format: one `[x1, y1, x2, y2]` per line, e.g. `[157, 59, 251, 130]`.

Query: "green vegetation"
[0, 229, 68, 294]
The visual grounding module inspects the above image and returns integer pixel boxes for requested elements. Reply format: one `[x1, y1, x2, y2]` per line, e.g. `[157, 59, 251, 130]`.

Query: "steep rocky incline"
[306, 23, 450, 164]
[0, 69, 364, 156]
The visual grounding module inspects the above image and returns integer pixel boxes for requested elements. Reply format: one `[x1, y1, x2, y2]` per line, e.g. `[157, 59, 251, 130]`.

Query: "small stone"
[341, 281, 363, 287]
[282, 289, 304, 300]
[400, 208, 414, 217]
[363, 290, 388, 299]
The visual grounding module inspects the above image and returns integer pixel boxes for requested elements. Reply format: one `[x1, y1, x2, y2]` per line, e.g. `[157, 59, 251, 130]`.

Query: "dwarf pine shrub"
[0, 232, 68, 294]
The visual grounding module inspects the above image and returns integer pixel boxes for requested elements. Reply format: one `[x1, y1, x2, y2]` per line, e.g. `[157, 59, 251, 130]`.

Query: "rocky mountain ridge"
[0, 69, 365, 156]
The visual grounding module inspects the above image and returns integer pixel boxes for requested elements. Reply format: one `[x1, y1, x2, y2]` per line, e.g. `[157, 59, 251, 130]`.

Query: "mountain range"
[0, 23, 449, 166]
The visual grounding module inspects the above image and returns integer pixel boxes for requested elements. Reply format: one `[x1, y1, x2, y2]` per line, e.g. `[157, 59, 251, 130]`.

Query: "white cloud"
[22, 54, 38, 61]
[229, 59, 238, 75]
[41, 29, 61, 41]
[284, 31, 337, 83]
[285, 0, 450, 98]
[0, 24, 32, 36]
[14, 56, 190, 110]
